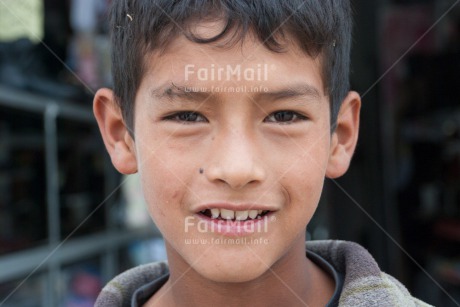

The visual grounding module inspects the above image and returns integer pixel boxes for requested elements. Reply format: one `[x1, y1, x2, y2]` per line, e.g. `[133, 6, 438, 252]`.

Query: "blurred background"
[0, 0, 459, 306]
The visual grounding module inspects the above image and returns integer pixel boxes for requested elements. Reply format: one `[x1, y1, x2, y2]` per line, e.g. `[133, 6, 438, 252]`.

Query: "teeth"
[235, 210, 249, 221]
[210, 208, 220, 219]
[220, 209, 235, 220]
[248, 210, 258, 219]
[202, 208, 269, 220]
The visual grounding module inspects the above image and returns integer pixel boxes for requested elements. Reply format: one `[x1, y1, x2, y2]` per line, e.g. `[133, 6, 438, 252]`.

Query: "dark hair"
[109, 0, 352, 131]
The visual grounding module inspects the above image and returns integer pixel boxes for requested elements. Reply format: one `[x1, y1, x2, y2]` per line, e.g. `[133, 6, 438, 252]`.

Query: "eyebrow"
[150, 83, 211, 102]
[254, 84, 322, 102]
[150, 83, 322, 104]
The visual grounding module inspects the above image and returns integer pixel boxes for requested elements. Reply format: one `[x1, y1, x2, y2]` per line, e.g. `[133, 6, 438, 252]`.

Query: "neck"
[147, 237, 335, 307]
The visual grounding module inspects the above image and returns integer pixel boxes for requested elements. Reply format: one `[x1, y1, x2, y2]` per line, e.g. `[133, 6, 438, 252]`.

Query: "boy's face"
[94, 30, 360, 283]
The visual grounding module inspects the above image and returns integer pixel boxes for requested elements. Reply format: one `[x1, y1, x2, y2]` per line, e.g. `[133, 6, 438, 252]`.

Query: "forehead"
[142, 32, 325, 96]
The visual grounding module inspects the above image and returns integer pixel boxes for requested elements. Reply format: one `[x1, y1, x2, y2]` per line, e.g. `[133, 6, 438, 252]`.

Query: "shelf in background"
[0, 227, 160, 283]
[0, 85, 94, 122]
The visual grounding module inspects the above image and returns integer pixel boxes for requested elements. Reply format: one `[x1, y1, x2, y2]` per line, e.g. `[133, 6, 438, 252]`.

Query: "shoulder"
[339, 271, 433, 306]
[307, 240, 379, 275]
[306, 240, 433, 306]
[95, 261, 169, 307]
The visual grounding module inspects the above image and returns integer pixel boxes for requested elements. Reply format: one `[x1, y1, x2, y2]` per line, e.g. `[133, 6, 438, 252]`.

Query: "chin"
[199, 266, 268, 283]
[192, 251, 272, 283]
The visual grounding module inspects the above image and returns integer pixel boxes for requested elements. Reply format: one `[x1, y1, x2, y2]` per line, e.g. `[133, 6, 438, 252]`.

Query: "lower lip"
[194, 212, 274, 237]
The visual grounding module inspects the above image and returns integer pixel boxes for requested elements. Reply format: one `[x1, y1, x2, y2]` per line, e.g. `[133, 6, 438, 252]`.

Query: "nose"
[205, 128, 267, 190]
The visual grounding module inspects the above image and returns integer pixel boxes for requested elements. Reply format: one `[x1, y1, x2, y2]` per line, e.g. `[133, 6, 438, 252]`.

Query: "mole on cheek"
[172, 190, 179, 199]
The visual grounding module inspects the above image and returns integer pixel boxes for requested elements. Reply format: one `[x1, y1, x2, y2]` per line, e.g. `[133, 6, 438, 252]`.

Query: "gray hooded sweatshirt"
[95, 240, 432, 307]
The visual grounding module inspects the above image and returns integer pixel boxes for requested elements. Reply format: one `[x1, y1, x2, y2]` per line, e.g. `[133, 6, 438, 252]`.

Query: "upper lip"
[194, 203, 278, 213]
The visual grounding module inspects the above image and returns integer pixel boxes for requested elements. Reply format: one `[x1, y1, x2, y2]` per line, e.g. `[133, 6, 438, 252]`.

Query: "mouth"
[198, 208, 271, 221]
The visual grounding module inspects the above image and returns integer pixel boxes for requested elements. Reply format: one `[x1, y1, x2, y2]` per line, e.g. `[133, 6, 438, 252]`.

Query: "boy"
[93, 0, 431, 306]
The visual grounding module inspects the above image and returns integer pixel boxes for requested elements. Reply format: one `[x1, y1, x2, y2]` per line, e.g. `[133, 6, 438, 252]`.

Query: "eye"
[164, 111, 207, 123]
[264, 111, 307, 124]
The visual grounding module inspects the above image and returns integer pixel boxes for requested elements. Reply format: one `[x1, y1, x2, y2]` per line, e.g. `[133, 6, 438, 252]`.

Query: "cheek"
[278, 142, 329, 211]
[138, 157, 187, 230]
[136, 136, 189, 203]
[282, 166, 325, 206]
[134, 125, 204, 235]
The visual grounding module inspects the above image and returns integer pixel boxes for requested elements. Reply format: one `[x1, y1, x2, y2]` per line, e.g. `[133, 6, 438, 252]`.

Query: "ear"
[93, 88, 138, 174]
[326, 91, 361, 179]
